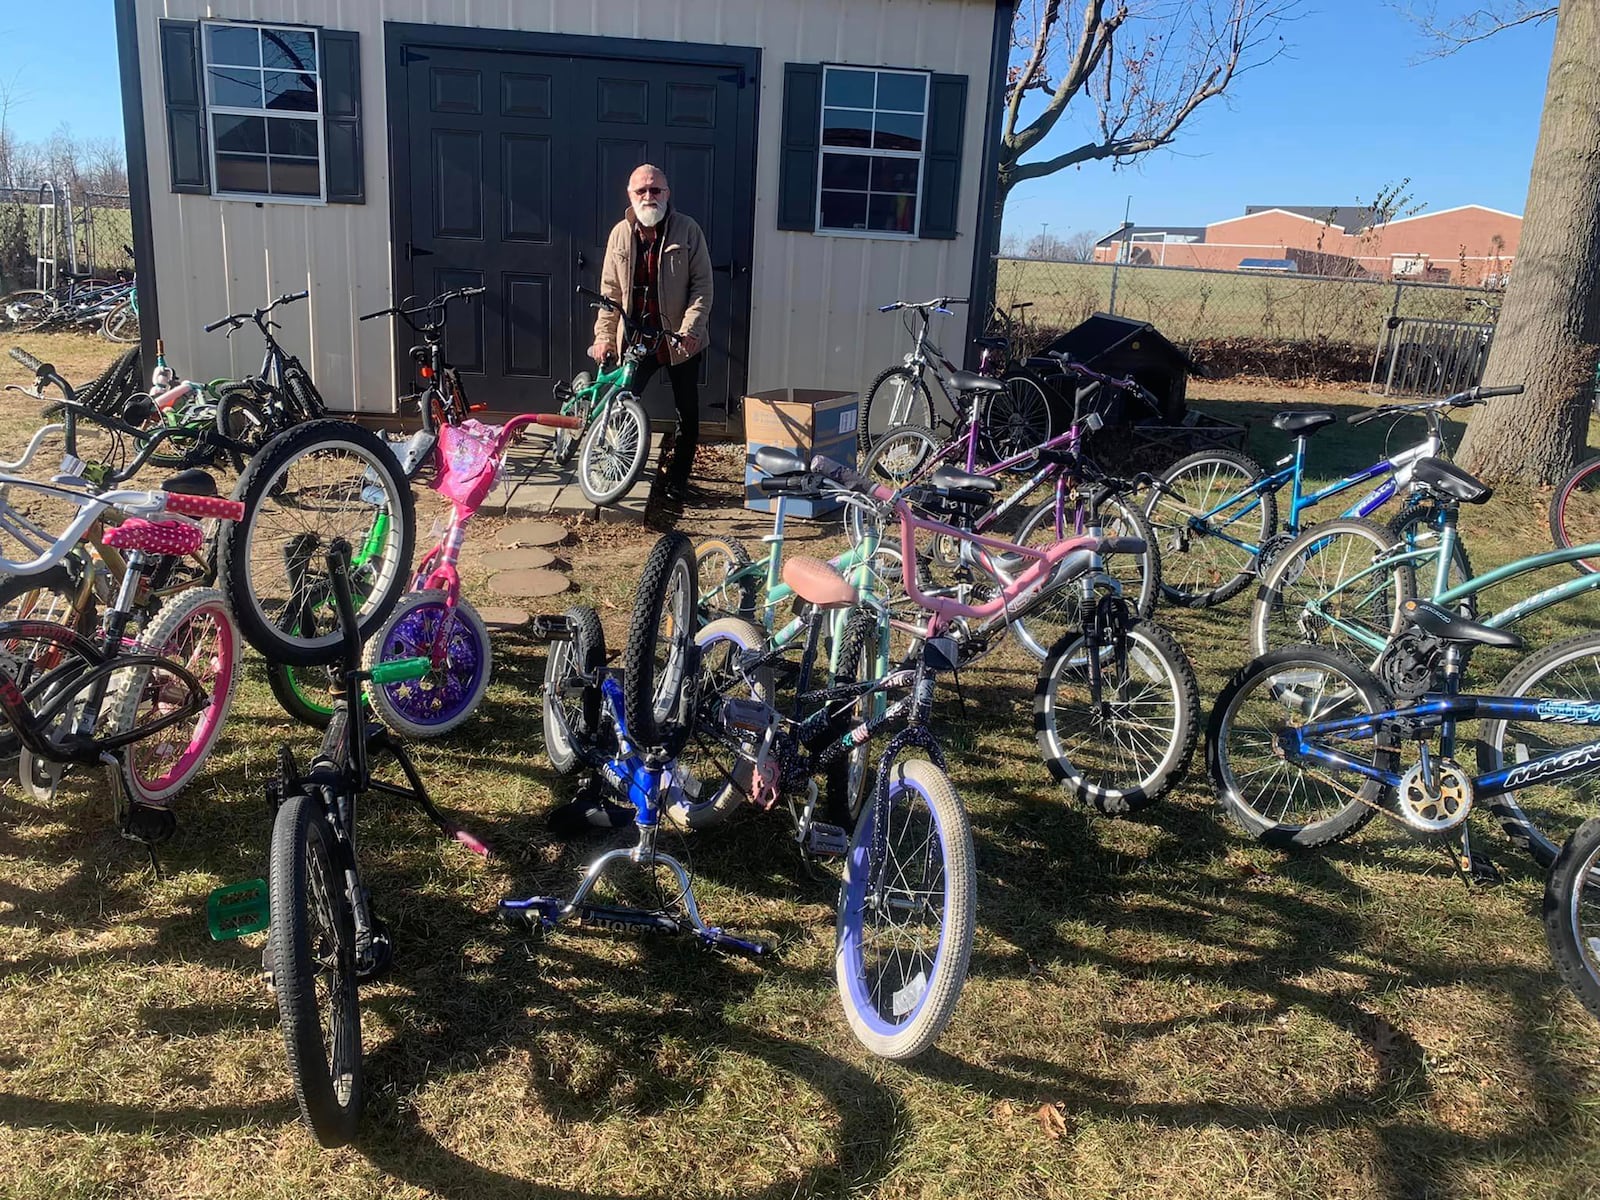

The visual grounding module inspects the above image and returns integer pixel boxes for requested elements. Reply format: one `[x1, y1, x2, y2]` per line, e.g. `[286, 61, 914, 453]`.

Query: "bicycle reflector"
[370, 656, 431, 685]
[207, 878, 270, 940]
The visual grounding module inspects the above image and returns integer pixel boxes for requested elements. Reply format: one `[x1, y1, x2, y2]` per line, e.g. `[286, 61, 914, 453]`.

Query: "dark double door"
[395, 37, 755, 422]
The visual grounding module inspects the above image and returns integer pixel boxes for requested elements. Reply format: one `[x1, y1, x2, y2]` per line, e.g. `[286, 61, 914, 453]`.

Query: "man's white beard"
[633, 201, 665, 228]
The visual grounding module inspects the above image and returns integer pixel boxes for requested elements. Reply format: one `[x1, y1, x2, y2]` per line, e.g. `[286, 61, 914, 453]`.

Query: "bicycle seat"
[753, 446, 807, 477]
[103, 517, 204, 557]
[781, 556, 858, 610]
[1413, 457, 1492, 505]
[1271, 411, 1337, 436]
[930, 465, 1000, 494]
[973, 337, 1008, 350]
[949, 370, 1005, 395]
[160, 468, 218, 497]
[1400, 599, 1522, 649]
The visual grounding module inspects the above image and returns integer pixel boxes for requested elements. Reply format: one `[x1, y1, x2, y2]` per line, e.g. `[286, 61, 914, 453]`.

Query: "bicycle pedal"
[123, 803, 177, 846]
[206, 878, 270, 941]
[805, 822, 850, 857]
[1467, 851, 1502, 887]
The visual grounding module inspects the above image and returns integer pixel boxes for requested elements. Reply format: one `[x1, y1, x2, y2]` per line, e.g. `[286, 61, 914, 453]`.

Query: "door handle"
[576, 250, 587, 270]
[406, 242, 433, 261]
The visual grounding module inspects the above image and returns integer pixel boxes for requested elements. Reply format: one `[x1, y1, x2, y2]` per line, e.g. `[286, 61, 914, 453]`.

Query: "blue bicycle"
[1142, 387, 1521, 608]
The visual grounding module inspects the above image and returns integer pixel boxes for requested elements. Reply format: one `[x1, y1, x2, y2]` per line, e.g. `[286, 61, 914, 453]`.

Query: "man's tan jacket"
[593, 209, 714, 366]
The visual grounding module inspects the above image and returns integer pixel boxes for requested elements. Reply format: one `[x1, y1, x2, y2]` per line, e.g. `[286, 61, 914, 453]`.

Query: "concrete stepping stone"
[477, 606, 531, 631]
[487, 568, 571, 598]
[502, 519, 567, 548]
[479, 546, 556, 570]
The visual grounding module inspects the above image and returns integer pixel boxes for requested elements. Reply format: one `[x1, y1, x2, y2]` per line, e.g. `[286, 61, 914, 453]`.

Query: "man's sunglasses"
[632, 186, 665, 197]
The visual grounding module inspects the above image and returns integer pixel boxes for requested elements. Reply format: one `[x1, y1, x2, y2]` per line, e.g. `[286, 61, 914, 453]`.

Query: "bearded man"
[588, 163, 714, 503]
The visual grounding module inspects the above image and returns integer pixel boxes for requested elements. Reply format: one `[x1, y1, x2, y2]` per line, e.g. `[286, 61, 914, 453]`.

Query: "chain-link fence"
[0, 185, 135, 291]
[993, 258, 1503, 387]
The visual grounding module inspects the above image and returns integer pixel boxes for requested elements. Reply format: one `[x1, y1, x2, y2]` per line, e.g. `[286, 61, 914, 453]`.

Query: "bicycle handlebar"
[810, 454, 894, 502]
[360, 286, 486, 325]
[204, 290, 309, 334]
[576, 285, 686, 347]
[1348, 383, 1525, 426]
[878, 297, 968, 313]
[1044, 351, 1155, 402]
[8, 346, 44, 373]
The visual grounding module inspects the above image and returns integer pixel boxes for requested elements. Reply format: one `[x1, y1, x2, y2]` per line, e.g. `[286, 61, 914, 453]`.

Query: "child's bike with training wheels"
[551, 285, 687, 505]
[207, 540, 489, 1148]
[518, 528, 977, 1061]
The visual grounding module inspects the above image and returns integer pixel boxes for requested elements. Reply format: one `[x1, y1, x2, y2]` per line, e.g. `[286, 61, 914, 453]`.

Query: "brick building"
[1093, 204, 1520, 285]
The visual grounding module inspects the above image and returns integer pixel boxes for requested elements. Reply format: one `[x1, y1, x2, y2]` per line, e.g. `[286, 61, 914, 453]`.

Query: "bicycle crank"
[1396, 758, 1473, 833]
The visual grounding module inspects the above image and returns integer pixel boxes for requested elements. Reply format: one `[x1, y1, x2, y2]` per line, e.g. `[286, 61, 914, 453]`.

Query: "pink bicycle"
[362, 407, 581, 737]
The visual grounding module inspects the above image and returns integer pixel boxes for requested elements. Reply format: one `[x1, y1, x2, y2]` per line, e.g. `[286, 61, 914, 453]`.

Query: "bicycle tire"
[667, 616, 773, 830]
[0, 290, 51, 333]
[283, 362, 328, 422]
[1207, 645, 1393, 848]
[835, 757, 974, 1060]
[695, 536, 758, 624]
[362, 591, 491, 739]
[621, 532, 697, 752]
[553, 373, 591, 466]
[1011, 493, 1161, 659]
[982, 369, 1056, 463]
[214, 384, 272, 459]
[0, 610, 101, 761]
[543, 605, 606, 775]
[578, 394, 650, 506]
[1034, 617, 1198, 814]
[858, 366, 934, 456]
[218, 420, 415, 667]
[824, 606, 882, 827]
[269, 789, 363, 1147]
[102, 298, 139, 343]
[1145, 448, 1276, 608]
[1544, 817, 1600, 1022]
[1248, 517, 1413, 664]
[1549, 456, 1600, 575]
[266, 662, 336, 730]
[1476, 629, 1600, 869]
[113, 586, 238, 805]
[849, 424, 942, 545]
[1386, 502, 1475, 615]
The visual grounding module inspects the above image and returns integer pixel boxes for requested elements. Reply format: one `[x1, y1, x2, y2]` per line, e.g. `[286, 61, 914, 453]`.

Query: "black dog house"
[1029, 313, 1204, 426]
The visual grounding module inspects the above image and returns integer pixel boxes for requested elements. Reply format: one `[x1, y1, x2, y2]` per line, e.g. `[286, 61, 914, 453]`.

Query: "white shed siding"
[133, 0, 998, 414]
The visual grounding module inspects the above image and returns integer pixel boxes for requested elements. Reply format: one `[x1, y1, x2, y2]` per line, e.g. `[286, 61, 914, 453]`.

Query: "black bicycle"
[203, 290, 328, 436]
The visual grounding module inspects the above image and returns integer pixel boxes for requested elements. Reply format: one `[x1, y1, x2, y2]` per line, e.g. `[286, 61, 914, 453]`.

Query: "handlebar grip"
[8, 347, 42, 372]
[164, 492, 246, 522]
[810, 455, 892, 502]
[202, 317, 230, 333]
[358, 309, 389, 321]
[460, 286, 486, 297]
[1469, 385, 1524, 400]
[538, 413, 583, 430]
[283, 290, 309, 303]
[878, 303, 900, 312]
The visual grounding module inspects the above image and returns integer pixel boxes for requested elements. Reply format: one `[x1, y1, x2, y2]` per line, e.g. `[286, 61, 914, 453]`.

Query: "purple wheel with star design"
[361, 589, 492, 738]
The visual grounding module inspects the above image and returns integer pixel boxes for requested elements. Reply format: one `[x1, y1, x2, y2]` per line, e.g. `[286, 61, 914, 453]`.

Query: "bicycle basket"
[433, 418, 502, 508]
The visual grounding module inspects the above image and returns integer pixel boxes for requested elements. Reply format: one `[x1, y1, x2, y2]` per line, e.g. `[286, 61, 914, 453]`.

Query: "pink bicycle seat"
[102, 517, 204, 557]
[783, 556, 858, 610]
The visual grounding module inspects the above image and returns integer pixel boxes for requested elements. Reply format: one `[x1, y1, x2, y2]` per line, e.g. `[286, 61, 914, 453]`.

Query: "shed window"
[203, 22, 324, 201]
[816, 67, 927, 237]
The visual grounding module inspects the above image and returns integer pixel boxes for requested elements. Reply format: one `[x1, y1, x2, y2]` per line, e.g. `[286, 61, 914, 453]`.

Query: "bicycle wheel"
[553, 374, 590, 466]
[0, 290, 51, 333]
[1387, 502, 1474, 614]
[667, 617, 773, 830]
[981, 370, 1055, 463]
[1034, 617, 1198, 814]
[543, 605, 606, 775]
[1011, 493, 1160, 659]
[1545, 818, 1600, 1022]
[825, 607, 883, 827]
[695, 536, 758, 624]
[102, 298, 139, 343]
[848, 424, 941, 545]
[578, 394, 650, 506]
[1249, 517, 1412, 664]
[1145, 449, 1276, 608]
[112, 587, 238, 805]
[283, 362, 328, 422]
[622, 532, 697, 751]
[1477, 630, 1600, 869]
[0, 616, 102, 762]
[1549, 456, 1600, 574]
[215, 385, 272, 458]
[218, 420, 415, 667]
[836, 757, 974, 1060]
[269, 789, 362, 1147]
[363, 591, 491, 739]
[0, 563, 92, 632]
[1207, 646, 1394, 848]
[266, 662, 336, 730]
[858, 366, 934, 455]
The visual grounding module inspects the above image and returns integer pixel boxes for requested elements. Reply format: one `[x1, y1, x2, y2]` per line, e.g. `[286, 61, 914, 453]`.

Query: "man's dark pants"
[632, 352, 703, 489]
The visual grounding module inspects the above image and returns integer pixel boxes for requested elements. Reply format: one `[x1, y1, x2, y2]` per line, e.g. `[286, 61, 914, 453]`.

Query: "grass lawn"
[0, 336, 1597, 1199]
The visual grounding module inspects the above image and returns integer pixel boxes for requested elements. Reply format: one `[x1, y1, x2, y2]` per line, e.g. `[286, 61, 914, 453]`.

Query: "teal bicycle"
[552, 286, 684, 505]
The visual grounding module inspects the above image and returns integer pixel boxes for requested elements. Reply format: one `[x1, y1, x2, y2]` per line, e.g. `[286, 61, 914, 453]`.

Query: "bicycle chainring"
[1396, 759, 1473, 833]
[1254, 532, 1300, 577]
[1376, 630, 1446, 702]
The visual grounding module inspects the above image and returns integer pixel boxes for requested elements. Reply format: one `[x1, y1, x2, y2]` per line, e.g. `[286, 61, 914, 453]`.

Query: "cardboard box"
[743, 389, 858, 518]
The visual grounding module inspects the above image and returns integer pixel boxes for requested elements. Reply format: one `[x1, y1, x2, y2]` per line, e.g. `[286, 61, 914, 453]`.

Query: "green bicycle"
[552, 286, 685, 505]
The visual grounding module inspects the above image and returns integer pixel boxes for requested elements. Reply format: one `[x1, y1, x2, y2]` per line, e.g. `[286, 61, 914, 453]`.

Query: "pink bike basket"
[432, 419, 502, 508]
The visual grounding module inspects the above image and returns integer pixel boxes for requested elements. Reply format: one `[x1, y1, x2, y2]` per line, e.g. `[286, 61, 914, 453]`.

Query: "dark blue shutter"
[777, 63, 823, 231]
[919, 73, 967, 240]
[159, 20, 209, 194]
[321, 29, 364, 204]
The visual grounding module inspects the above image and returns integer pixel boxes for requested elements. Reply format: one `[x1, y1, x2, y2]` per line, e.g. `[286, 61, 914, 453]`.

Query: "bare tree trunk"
[1458, 0, 1600, 483]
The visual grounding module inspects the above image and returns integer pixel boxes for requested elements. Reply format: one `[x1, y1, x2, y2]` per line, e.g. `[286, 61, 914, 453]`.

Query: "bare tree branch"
[1390, 1, 1556, 58]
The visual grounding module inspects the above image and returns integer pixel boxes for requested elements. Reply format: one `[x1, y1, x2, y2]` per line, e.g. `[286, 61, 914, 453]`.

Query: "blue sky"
[1002, 2, 1556, 242]
[0, 1, 1555, 242]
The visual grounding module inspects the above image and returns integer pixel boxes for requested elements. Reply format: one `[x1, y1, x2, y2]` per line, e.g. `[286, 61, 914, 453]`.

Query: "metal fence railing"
[0, 185, 134, 291]
[993, 257, 1503, 388]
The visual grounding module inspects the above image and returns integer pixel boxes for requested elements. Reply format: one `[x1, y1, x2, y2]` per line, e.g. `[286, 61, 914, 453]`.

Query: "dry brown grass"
[0, 336, 1596, 1199]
